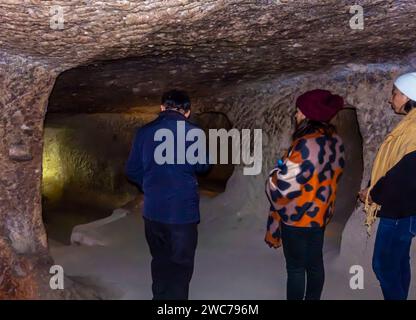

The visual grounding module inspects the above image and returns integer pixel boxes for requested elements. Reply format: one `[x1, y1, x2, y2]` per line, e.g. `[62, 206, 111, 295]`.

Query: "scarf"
[365, 108, 416, 234]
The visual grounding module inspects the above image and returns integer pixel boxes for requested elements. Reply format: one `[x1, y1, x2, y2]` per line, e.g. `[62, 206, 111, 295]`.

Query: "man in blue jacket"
[125, 90, 211, 300]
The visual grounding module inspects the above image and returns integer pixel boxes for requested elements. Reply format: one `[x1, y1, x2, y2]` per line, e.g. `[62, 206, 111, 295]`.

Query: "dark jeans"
[281, 223, 325, 300]
[144, 218, 198, 300]
[372, 216, 416, 300]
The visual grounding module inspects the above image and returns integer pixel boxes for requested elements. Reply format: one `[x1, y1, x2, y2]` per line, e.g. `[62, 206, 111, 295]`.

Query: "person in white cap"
[359, 72, 416, 300]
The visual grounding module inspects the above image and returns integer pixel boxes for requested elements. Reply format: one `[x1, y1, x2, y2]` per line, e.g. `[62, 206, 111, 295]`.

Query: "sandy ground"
[49, 196, 415, 300]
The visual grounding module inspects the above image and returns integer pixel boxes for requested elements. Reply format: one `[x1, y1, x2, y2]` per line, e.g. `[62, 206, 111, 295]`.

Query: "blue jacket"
[125, 110, 211, 224]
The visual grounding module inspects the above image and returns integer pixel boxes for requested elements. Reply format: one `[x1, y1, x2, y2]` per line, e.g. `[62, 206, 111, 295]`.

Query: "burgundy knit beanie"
[296, 89, 344, 122]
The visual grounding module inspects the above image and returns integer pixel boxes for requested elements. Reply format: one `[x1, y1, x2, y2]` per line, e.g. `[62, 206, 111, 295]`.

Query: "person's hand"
[358, 188, 372, 204]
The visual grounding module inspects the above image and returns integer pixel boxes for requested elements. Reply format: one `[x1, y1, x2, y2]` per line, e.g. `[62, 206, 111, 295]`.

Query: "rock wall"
[0, 53, 58, 299]
[0, 53, 107, 299]
[196, 60, 415, 264]
[42, 111, 158, 210]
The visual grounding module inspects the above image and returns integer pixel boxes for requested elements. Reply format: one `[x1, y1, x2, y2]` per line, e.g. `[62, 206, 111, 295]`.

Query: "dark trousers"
[281, 223, 325, 300]
[144, 218, 198, 300]
[372, 216, 416, 300]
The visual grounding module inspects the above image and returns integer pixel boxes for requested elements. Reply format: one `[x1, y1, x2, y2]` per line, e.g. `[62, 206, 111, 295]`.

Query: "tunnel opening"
[191, 111, 235, 196]
[41, 75, 235, 245]
[326, 107, 364, 251]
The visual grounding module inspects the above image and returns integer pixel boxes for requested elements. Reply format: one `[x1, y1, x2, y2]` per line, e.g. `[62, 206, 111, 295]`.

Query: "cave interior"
[1, 1, 416, 299]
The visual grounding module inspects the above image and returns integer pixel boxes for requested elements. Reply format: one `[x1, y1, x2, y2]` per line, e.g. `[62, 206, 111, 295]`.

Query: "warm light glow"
[42, 128, 66, 205]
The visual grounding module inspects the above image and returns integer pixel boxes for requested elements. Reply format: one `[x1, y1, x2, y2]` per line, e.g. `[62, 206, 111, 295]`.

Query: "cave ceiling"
[1, 1, 416, 112]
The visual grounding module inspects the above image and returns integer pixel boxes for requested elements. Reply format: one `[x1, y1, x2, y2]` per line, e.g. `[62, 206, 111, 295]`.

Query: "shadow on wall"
[327, 107, 364, 250]
[190, 111, 235, 195]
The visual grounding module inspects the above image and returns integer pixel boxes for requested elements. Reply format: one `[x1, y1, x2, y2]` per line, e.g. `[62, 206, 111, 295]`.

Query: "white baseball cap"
[394, 72, 416, 102]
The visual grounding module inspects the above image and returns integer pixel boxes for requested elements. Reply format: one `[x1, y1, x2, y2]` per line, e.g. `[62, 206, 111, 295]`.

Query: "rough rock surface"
[196, 60, 415, 270]
[3, 0, 416, 114]
[0, 53, 56, 299]
[42, 112, 154, 208]
[1, 1, 416, 299]
[1, 1, 416, 111]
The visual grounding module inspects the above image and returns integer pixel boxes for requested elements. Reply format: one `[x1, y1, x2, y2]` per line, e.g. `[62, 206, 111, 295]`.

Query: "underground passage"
[42, 95, 235, 244]
[1, 1, 416, 301]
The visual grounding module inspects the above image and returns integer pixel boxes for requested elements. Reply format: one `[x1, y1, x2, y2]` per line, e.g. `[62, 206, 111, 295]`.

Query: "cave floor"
[44, 204, 115, 245]
[49, 198, 411, 300]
